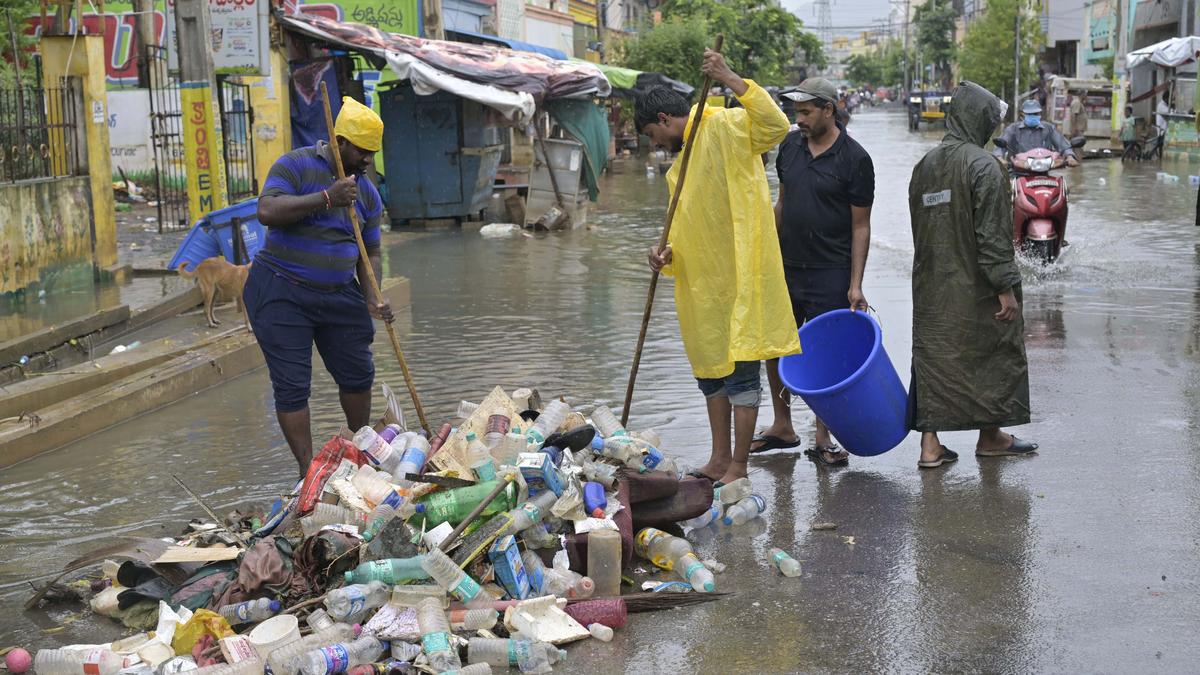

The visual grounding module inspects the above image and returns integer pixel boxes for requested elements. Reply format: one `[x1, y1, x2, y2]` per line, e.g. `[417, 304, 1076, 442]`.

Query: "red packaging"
[296, 436, 367, 515]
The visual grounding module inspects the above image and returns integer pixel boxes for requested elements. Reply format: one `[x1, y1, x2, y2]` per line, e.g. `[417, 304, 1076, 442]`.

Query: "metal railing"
[0, 77, 83, 183]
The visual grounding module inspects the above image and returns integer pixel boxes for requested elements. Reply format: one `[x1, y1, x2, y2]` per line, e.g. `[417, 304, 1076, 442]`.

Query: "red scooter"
[994, 136, 1086, 264]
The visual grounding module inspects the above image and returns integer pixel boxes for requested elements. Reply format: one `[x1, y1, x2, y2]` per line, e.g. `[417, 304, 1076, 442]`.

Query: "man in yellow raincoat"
[638, 50, 800, 485]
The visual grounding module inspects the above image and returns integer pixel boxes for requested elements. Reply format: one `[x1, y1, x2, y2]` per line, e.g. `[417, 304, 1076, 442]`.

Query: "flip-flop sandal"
[918, 446, 959, 469]
[803, 445, 849, 467]
[749, 434, 803, 454]
[976, 436, 1039, 457]
[686, 470, 720, 482]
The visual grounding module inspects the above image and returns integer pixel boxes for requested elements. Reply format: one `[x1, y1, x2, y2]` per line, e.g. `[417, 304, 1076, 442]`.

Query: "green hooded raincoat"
[907, 81, 1031, 432]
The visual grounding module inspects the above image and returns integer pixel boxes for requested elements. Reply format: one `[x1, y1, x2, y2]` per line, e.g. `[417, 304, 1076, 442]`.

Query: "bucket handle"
[862, 304, 883, 332]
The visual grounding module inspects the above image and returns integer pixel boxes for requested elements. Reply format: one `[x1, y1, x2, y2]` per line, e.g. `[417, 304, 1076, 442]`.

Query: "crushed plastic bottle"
[580, 460, 618, 489]
[295, 636, 385, 675]
[722, 494, 766, 526]
[324, 581, 390, 623]
[484, 414, 511, 450]
[343, 556, 428, 585]
[679, 500, 723, 530]
[456, 400, 480, 419]
[714, 476, 752, 505]
[769, 548, 802, 577]
[634, 527, 715, 593]
[362, 489, 418, 541]
[307, 608, 335, 631]
[525, 400, 570, 445]
[266, 623, 357, 675]
[416, 596, 461, 672]
[588, 406, 627, 438]
[539, 557, 595, 599]
[421, 547, 492, 607]
[449, 608, 500, 631]
[467, 638, 567, 674]
[590, 435, 662, 472]
[394, 435, 431, 485]
[588, 623, 614, 642]
[34, 648, 127, 675]
[351, 464, 396, 507]
[502, 490, 558, 534]
[521, 549, 548, 595]
[218, 597, 281, 625]
[300, 503, 369, 537]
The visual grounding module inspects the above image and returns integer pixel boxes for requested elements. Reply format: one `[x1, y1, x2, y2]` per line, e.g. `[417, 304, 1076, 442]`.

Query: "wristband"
[323, 189, 331, 209]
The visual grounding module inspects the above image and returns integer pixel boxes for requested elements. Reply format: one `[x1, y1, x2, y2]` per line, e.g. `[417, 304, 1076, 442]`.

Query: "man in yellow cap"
[246, 96, 392, 477]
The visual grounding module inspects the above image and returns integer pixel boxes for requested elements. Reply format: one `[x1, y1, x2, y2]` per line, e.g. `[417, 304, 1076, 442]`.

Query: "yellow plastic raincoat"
[663, 80, 800, 379]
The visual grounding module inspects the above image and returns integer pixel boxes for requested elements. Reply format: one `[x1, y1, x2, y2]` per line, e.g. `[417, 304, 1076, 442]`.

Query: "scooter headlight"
[1029, 157, 1052, 172]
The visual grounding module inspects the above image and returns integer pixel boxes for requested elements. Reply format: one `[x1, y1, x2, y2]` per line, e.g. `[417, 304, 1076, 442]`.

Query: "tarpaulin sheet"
[448, 29, 569, 61]
[1126, 36, 1200, 69]
[280, 13, 610, 123]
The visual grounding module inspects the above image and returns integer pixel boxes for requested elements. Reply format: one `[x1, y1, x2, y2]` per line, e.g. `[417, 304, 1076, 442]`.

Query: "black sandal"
[918, 445, 959, 469]
[803, 445, 849, 467]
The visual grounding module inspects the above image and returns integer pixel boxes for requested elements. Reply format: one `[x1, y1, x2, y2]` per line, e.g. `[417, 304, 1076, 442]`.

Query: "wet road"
[4, 110, 1200, 672]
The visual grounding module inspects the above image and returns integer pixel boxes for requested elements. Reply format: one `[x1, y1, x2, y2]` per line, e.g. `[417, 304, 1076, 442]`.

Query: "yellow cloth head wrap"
[333, 96, 384, 152]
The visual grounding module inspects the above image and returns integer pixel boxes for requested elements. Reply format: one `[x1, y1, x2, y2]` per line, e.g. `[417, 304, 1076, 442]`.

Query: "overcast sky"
[783, 0, 898, 37]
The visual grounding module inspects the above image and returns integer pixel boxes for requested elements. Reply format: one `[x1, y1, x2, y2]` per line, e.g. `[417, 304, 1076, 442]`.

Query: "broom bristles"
[568, 591, 732, 613]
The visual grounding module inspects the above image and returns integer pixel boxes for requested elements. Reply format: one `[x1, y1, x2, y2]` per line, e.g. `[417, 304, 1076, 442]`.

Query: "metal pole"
[903, 0, 911, 92]
[1013, 1, 1020, 122]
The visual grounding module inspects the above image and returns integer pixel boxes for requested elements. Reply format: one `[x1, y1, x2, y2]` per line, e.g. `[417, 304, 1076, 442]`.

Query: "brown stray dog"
[177, 257, 251, 330]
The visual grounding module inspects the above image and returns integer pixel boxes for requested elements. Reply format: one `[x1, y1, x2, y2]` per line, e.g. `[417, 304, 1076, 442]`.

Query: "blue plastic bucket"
[778, 309, 909, 456]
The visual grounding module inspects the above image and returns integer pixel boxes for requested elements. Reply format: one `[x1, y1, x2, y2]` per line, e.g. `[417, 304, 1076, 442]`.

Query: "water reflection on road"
[3, 111, 1200, 671]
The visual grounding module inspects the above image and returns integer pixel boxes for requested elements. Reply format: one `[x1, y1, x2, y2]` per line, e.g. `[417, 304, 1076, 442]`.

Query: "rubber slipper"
[803, 445, 849, 467]
[749, 434, 803, 454]
[918, 445, 959, 469]
[976, 436, 1039, 457]
[686, 470, 719, 482]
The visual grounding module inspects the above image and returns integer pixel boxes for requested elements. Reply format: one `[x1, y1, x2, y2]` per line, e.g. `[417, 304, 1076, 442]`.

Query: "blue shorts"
[243, 262, 375, 413]
[696, 360, 762, 408]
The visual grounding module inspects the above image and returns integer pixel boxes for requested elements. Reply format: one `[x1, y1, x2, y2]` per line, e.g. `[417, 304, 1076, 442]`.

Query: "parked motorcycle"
[994, 136, 1087, 264]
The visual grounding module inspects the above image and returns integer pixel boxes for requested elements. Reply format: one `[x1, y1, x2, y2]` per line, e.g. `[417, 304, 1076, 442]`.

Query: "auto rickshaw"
[907, 90, 953, 131]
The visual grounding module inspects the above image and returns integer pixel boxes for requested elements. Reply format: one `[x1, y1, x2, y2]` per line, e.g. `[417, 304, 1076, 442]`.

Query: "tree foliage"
[844, 39, 907, 88]
[913, 0, 956, 88]
[959, 0, 1043, 104]
[0, 0, 40, 87]
[618, 0, 824, 87]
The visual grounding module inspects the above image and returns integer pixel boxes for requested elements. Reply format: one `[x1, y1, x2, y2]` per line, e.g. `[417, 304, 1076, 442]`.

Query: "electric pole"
[1013, 2, 1020, 122]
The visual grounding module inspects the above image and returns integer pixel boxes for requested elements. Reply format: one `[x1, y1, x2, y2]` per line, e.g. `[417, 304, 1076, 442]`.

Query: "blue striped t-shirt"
[256, 142, 383, 289]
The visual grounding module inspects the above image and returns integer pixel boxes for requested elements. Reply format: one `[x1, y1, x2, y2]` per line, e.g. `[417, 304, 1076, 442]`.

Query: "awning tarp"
[574, 59, 694, 98]
[279, 13, 610, 123]
[1126, 36, 1200, 69]
[447, 29, 569, 61]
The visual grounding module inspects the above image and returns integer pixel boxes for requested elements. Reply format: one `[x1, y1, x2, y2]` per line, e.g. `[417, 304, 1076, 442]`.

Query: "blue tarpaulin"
[447, 29, 568, 61]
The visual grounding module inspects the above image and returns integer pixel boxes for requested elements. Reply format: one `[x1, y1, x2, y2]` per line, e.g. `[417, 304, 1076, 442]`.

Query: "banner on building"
[1085, 0, 1115, 64]
[180, 81, 228, 223]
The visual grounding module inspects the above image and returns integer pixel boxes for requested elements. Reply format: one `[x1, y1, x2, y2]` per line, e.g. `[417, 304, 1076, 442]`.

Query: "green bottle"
[343, 556, 430, 585]
[414, 480, 517, 529]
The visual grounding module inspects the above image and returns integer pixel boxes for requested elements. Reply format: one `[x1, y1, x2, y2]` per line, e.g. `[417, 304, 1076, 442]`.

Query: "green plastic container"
[413, 480, 518, 529]
[343, 556, 430, 585]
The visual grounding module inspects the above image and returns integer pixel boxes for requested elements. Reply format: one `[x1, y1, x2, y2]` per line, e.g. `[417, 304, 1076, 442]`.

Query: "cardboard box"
[518, 452, 564, 497]
[489, 535, 530, 599]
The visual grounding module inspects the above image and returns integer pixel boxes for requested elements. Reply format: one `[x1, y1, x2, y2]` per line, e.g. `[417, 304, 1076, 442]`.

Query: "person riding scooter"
[994, 99, 1080, 168]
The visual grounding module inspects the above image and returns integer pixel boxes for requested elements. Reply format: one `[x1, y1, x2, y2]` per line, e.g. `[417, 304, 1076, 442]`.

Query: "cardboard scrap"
[152, 546, 242, 563]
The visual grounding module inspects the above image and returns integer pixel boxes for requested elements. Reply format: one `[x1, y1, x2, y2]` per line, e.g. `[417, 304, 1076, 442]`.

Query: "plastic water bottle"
[420, 547, 491, 607]
[630, 428, 661, 447]
[395, 435, 431, 485]
[266, 624, 357, 675]
[582, 482, 607, 518]
[456, 400, 480, 419]
[300, 503, 369, 537]
[362, 489, 418, 541]
[502, 490, 558, 534]
[715, 476, 752, 505]
[769, 548, 802, 577]
[34, 648, 127, 675]
[447, 665, 493, 675]
[324, 580, 390, 623]
[354, 426, 401, 474]
[351, 464, 396, 507]
[295, 636, 385, 675]
[498, 431, 528, 465]
[218, 597, 282, 625]
[656, 455, 692, 481]
[589, 405, 627, 438]
[521, 549, 548, 594]
[722, 494, 766, 526]
[591, 436, 661, 472]
[540, 559, 595, 599]
[588, 623, 614, 642]
[449, 608, 500, 631]
[525, 400, 570, 445]
[679, 501, 723, 529]
[466, 432, 497, 481]
[484, 414, 510, 450]
[467, 638, 566, 671]
[417, 596, 461, 672]
[379, 423, 403, 444]
[580, 460, 618, 489]
[634, 527, 715, 593]
[343, 556, 429, 585]
[307, 608, 335, 631]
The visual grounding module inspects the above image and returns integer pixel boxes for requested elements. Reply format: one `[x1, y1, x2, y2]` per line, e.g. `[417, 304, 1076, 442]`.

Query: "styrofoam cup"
[248, 613, 300, 659]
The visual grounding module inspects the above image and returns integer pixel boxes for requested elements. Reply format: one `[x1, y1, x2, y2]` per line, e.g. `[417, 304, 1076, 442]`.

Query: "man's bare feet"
[975, 429, 1014, 453]
[693, 452, 730, 481]
[716, 460, 748, 486]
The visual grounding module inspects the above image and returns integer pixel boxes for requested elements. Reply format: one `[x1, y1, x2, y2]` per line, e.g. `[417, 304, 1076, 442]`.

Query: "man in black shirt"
[752, 77, 875, 467]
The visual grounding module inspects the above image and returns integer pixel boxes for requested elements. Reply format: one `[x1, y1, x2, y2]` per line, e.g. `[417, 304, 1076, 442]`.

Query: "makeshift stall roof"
[577, 60, 695, 98]
[448, 29, 569, 61]
[1126, 36, 1200, 69]
[279, 13, 610, 123]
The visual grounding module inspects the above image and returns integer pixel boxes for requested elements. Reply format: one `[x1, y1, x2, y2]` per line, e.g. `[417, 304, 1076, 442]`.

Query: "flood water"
[4, 110, 1200, 672]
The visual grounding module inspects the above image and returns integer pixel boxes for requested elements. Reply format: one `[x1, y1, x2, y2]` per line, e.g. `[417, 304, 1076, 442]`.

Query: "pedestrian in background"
[907, 81, 1038, 469]
[752, 77, 874, 467]
[637, 50, 798, 486]
[1068, 94, 1087, 139]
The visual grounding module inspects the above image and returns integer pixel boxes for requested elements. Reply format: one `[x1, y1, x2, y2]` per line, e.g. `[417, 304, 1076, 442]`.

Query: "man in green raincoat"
[907, 81, 1039, 469]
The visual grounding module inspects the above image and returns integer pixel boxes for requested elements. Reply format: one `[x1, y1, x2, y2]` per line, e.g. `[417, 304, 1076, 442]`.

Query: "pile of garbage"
[17, 385, 791, 674]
